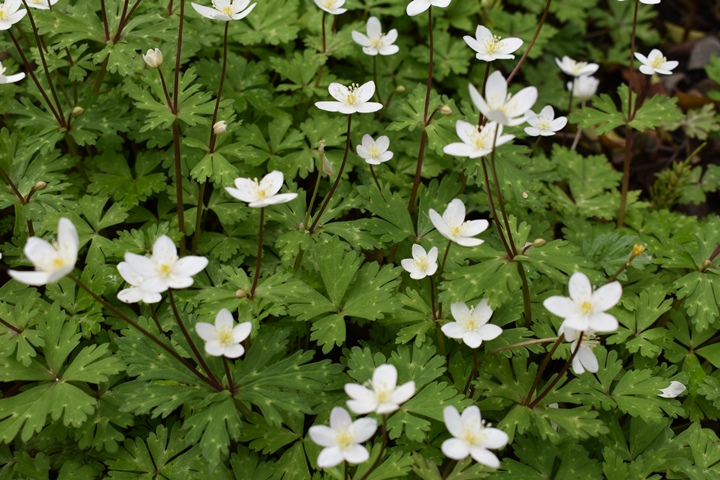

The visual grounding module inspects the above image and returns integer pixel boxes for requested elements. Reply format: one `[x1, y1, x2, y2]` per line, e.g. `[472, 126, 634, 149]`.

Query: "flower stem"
[100, 0, 111, 40]
[208, 22, 229, 154]
[506, 0, 552, 84]
[463, 348, 480, 395]
[113, 0, 142, 43]
[321, 11, 327, 54]
[489, 127, 517, 257]
[309, 114, 352, 233]
[223, 357, 235, 394]
[490, 337, 558, 355]
[522, 334, 564, 406]
[250, 207, 265, 298]
[192, 181, 206, 255]
[158, 69, 173, 111]
[406, 6, 434, 215]
[528, 332, 583, 408]
[357, 415, 387, 480]
[480, 158, 513, 257]
[372, 56, 381, 102]
[0, 316, 22, 334]
[436, 240, 452, 319]
[69, 274, 219, 390]
[429, 276, 437, 321]
[172, 0, 186, 114]
[517, 262, 533, 326]
[8, 30, 64, 127]
[0, 165, 34, 236]
[172, 121, 187, 248]
[369, 164, 385, 201]
[618, 0, 640, 228]
[168, 289, 222, 389]
[148, 303, 165, 333]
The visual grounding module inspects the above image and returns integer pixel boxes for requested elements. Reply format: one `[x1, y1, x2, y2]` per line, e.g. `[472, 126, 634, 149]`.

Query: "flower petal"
[443, 406, 464, 438]
[470, 447, 500, 468]
[195, 322, 217, 341]
[308, 425, 336, 447]
[591, 281, 622, 311]
[568, 272, 592, 303]
[442, 438, 470, 460]
[543, 296, 579, 318]
[9, 270, 51, 286]
[442, 322, 466, 340]
[344, 444, 370, 464]
[233, 322, 252, 343]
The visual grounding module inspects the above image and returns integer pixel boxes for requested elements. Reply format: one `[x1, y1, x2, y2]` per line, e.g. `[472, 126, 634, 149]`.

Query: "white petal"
[344, 444, 370, 464]
[406, 0, 430, 16]
[568, 272, 592, 303]
[352, 417, 378, 443]
[191, 2, 230, 20]
[317, 446, 344, 468]
[328, 83, 350, 103]
[352, 31, 371, 47]
[215, 308, 234, 329]
[587, 312, 618, 333]
[483, 428, 509, 449]
[478, 324, 502, 341]
[195, 322, 217, 341]
[373, 364, 398, 388]
[9, 270, 52, 286]
[443, 199, 466, 229]
[23, 237, 56, 267]
[233, 322, 252, 343]
[591, 281, 622, 311]
[152, 235, 178, 265]
[658, 381, 686, 398]
[329, 407, 352, 430]
[391, 381, 416, 405]
[117, 287, 145, 304]
[443, 143, 476, 158]
[309, 425, 337, 447]
[355, 102, 383, 113]
[443, 406, 464, 437]
[222, 343, 245, 358]
[366, 16, 381, 37]
[442, 438, 470, 460]
[442, 322, 466, 340]
[460, 219, 489, 237]
[204, 340, 226, 356]
[450, 302, 471, 322]
[173, 256, 208, 277]
[543, 296, 579, 318]
[470, 447, 500, 468]
[577, 346, 598, 373]
[453, 236, 484, 247]
[429, 209, 449, 236]
[259, 170, 284, 198]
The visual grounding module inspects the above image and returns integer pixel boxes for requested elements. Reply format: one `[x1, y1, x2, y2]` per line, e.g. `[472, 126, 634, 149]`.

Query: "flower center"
[222, 5, 233, 15]
[368, 146, 380, 158]
[217, 325, 234, 346]
[158, 263, 172, 276]
[346, 83, 360, 105]
[537, 119, 551, 131]
[461, 427, 486, 446]
[370, 36, 383, 48]
[472, 131, 489, 150]
[451, 225, 462, 237]
[52, 257, 67, 269]
[650, 55, 667, 68]
[570, 61, 588, 75]
[336, 430, 354, 450]
[415, 257, 428, 271]
[580, 300, 592, 313]
[323, 0, 335, 8]
[483, 35, 502, 54]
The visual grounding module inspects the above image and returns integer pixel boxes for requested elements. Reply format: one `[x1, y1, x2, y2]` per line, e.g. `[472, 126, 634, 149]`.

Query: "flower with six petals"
[315, 81, 382, 114]
[345, 364, 415, 414]
[352, 17, 398, 56]
[195, 308, 252, 358]
[309, 407, 377, 468]
[464, 25, 522, 62]
[401, 244, 438, 280]
[9, 217, 78, 286]
[429, 199, 489, 247]
[442, 299, 502, 349]
[225, 170, 298, 208]
[441, 405, 508, 468]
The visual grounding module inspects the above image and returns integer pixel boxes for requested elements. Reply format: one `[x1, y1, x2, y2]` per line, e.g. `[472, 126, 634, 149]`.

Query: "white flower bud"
[143, 48, 163, 69]
[213, 120, 227, 135]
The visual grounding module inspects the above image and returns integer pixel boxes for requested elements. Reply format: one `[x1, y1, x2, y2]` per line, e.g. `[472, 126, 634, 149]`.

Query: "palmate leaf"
[496, 436, 602, 479]
[0, 292, 45, 367]
[673, 270, 720, 332]
[569, 92, 625, 135]
[607, 289, 671, 358]
[410, 30, 470, 82]
[74, 389, 134, 453]
[672, 423, 720, 478]
[234, 0, 300, 45]
[181, 391, 242, 466]
[87, 151, 167, 207]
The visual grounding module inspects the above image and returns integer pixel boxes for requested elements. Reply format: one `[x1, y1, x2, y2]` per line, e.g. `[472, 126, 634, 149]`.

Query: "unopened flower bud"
[439, 105, 452, 115]
[632, 244, 646, 257]
[395, 85, 406, 93]
[213, 120, 227, 135]
[532, 238, 546, 248]
[235, 289, 247, 298]
[143, 48, 163, 69]
[71, 106, 84, 117]
[32, 181, 48, 191]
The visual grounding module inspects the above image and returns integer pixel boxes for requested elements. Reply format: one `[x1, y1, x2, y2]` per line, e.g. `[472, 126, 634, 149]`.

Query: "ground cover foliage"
[1, 0, 720, 478]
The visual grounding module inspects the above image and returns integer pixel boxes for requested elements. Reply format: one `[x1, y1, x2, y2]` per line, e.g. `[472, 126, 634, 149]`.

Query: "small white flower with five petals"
[524, 106, 567, 137]
[543, 272, 622, 333]
[309, 407, 377, 468]
[356, 134, 393, 165]
[225, 170, 298, 208]
[314, 0, 346, 15]
[401, 244, 438, 280]
[464, 25, 522, 62]
[0, 0, 26, 30]
[9, 218, 78, 286]
[634, 49, 678, 75]
[315, 81, 382, 114]
[195, 308, 251, 358]
[442, 299, 502, 349]
[443, 121, 514, 158]
[429, 199, 489, 247]
[345, 364, 415, 415]
[442, 405, 508, 468]
[191, 0, 256, 21]
[469, 71, 538, 126]
[555, 56, 599, 77]
[352, 17, 398, 56]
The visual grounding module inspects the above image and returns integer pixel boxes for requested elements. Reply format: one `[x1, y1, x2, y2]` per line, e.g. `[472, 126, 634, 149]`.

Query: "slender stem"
[0, 316, 22, 334]
[69, 274, 219, 390]
[344, 462, 348, 480]
[529, 332, 583, 408]
[114, 0, 142, 43]
[8, 30, 63, 126]
[369, 164, 385, 201]
[172, 121, 187, 245]
[406, 6, 434, 215]
[429, 276, 437, 321]
[100, 0, 111, 40]
[208, 22, 229, 153]
[172, 0, 186, 114]
[64, 47, 79, 104]
[530, 136, 542, 156]
[309, 114, 352, 232]
[480, 158, 513, 256]
[304, 169, 323, 228]
[168, 289, 222, 389]
[372, 56, 380, 102]
[20, 0, 65, 126]
[250, 208, 264, 298]
[158, 69, 173, 111]
[92, 56, 110, 94]
[0, 166, 26, 206]
[707, 244, 720, 266]
[477, 63, 491, 127]
[436, 240, 451, 319]
[463, 349, 480, 395]
[358, 416, 387, 480]
[489, 127, 517, 256]
[116, 0, 130, 38]
[627, 0, 640, 122]
[321, 11, 327, 54]
[506, 0, 552, 84]
[570, 127, 583, 151]
[523, 334, 564, 406]
[490, 337, 558, 355]
[148, 303, 165, 333]
[167, 0, 173, 15]
[223, 357, 235, 393]
[192, 182, 206, 255]
[441, 460, 457, 479]
[517, 262, 532, 325]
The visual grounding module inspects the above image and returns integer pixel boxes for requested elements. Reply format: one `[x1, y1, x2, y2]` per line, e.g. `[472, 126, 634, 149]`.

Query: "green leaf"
[673, 270, 720, 332]
[569, 90, 625, 135]
[629, 90, 683, 132]
[87, 151, 167, 207]
[181, 392, 242, 466]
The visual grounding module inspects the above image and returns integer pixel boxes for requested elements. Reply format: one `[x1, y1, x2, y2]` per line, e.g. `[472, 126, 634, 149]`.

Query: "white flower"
[464, 25, 522, 62]
[0, 0, 26, 30]
[658, 381, 686, 398]
[356, 134, 393, 165]
[352, 17, 398, 56]
[568, 75, 599, 102]
[26, 0, 58, 9]
[543, 272, 622, 333]
[314, 0, 346, 15]
[0, 61, 24, 84]
[442, 299, 502, 349]
[116, 262, 162, 304]
[191, 0, 256, 21]
[634, 49, 678, 75]
[142, 48, 163, 69]
[442, 405, 508, 468]
[469, 71, 537, 126]
[406, 0, 451, 17]
[555, 56, 599, 77]
[400, 244, 438, 280]
[345, 364, 415, 415]
[315, 81, 382, 114]
[9, 218, 78, 286]
[195, 308, 251, 358]
[524, 106, 567, 137]
[309, 407, 377, 468]
[123, 235, 208, 293]
[443, 120, 514, 158]
[560, 326, 599, 375]
[429, 199, 489, 247]
[225, 170, 298, 208]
